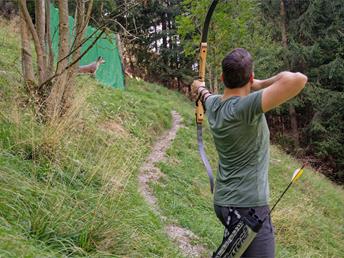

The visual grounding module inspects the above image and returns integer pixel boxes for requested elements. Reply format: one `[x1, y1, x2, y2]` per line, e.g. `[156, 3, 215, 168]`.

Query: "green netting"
[50, 4, 125, 89]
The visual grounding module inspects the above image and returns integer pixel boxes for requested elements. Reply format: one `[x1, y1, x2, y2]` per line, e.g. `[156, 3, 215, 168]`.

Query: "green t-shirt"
[205, 91, 270, 207]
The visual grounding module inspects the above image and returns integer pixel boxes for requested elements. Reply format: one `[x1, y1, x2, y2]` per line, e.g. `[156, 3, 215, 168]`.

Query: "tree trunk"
[154, 24, 158, 52]
[56, 0, 69, 74]
[280, 0, 288, 65]
[161, 8, 167, 66]
[63, 0, 94, 113]
[46, 0, 69, 120]
[45, 0, 54, 79]
[116, 34, 126, 82]
[20, 6, 35, 84]
[213, 76, 219, 94]
[18, 0, 45, 86]
[280, 0, 299, 146]
[35, 0, 47, 75]
[70, 0, 86, 74]
[288, 104, 299, 145]
[161, 16, 167, 48]
[70, 0, 93, 73]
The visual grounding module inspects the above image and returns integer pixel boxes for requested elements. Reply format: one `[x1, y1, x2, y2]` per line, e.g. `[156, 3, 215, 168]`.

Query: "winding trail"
[138, 111, 207, 257]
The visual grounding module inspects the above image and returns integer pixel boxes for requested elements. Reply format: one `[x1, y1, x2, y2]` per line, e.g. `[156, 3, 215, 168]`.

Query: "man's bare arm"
[258, 72, 308, 112]
[251, 73, 283, 91]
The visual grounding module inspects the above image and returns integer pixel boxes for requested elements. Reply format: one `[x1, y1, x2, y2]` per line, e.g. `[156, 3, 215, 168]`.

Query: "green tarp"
[50, 5, 125, 89]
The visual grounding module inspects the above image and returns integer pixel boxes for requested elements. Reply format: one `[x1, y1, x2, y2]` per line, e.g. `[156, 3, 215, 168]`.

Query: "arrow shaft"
[265, 164, 306, 221]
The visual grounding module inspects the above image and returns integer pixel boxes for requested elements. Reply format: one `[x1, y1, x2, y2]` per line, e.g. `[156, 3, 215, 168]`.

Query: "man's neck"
[222, 83, 251, 101]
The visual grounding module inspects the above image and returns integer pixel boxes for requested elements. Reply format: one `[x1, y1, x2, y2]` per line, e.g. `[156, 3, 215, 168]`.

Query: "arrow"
[267, 164, 306, 218]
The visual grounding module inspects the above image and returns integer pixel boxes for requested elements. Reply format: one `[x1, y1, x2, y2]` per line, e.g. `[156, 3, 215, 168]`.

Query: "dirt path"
[138, 111, 207, 257]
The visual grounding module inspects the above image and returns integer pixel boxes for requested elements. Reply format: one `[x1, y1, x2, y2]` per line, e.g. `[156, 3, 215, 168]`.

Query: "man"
[193, 48, 307, 257]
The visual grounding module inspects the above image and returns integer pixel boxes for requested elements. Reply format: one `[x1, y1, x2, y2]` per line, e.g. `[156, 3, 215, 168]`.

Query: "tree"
[19, 0, 94, 121]
[260, 0, 344, 182]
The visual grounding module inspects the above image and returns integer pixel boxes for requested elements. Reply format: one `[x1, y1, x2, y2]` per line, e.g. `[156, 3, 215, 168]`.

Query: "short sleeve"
[235, 90, 263, 124]
[204, 95, 219, 112]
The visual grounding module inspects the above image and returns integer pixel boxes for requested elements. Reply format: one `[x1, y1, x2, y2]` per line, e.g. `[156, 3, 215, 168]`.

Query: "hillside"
[0, 18, 343, 258]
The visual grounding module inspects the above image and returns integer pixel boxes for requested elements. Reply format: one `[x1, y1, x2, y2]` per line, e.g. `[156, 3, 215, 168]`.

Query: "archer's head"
[221, 48, 254, 89]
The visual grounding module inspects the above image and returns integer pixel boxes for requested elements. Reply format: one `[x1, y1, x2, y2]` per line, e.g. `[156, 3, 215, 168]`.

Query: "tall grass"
[0, 77, 185, 256]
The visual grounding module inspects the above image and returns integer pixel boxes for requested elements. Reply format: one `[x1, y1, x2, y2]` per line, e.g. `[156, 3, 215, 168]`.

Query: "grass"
[0, 17, 343, 258]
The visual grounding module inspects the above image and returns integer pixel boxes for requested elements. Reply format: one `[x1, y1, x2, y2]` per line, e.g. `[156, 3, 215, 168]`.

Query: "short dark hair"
[222, 48, 253, 89]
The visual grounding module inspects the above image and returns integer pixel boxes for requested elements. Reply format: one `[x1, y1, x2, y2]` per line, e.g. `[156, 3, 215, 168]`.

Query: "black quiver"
[213, 209, 263, 258]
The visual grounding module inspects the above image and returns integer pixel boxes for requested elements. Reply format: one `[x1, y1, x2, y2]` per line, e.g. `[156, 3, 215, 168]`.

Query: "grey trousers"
[214, 205, 275, 258]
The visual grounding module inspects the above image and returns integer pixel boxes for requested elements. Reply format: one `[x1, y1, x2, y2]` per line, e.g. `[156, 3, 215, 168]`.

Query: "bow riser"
[199, 42, 208, 82]
[195, 43, 208, 124]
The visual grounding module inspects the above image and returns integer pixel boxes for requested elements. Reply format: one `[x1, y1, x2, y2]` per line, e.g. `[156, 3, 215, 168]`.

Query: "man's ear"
[249, 72, 254, 83]
[221, 73, 224, 82]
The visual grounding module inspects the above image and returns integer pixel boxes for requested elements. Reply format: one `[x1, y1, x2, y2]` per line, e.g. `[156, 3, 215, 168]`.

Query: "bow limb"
[199, 0, 219, 81]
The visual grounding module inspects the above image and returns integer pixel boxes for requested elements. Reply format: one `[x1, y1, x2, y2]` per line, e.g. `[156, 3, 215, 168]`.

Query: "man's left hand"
[192, 80, 206, 96]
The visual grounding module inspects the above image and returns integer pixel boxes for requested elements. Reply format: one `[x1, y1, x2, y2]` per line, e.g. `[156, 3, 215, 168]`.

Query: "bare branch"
[85, 0, 94, 28]
[45, 0, 54, 78]
[104, 18, 140, 40]
[35, 0, 46, 70]
[70, 0, 86, 73]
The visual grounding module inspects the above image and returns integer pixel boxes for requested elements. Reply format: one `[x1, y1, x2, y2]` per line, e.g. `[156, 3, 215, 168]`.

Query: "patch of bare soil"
[138, 111, 207, 257]
[100, 120, 128, 138]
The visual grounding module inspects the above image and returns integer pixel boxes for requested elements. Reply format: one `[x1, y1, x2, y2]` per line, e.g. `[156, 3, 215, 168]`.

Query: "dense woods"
[112, 0, 344, 183]
[260, 0, 344, 183]
[0, 0, 342, 182]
